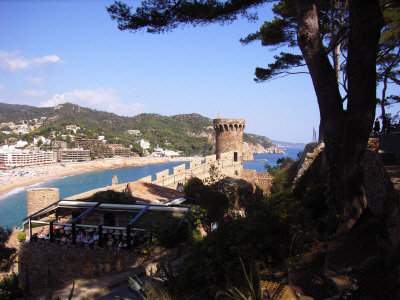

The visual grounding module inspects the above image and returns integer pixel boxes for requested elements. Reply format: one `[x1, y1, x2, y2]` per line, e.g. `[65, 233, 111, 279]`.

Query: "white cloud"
[26, 77, 44, 85]
[0, 84, 4, 91]
[40, 88, 144, 116]
[0, 50, 61, 72]
[21, 90, 47, 97]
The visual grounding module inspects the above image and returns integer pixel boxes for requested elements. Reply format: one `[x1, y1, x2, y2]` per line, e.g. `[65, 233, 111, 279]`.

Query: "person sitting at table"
[76, 231, 84, 247]
[66, 233, 72, 244]
[83, 232, 93, 248]
[53, 229, 61, 243]
[93, 232, 99, 245]
[38, 228, 46, 239]
[117, 240, 126, 250]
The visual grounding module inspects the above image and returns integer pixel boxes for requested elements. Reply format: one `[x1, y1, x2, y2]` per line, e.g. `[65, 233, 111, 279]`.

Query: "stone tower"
[213, 118, 246, 163]
[27, 188, 59, 217]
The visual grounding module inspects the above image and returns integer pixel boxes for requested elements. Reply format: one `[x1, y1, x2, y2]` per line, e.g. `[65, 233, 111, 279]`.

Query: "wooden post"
[29, 218, 32, 242]
[98, 225, 103, 248]
[127, 226, 131, 250]
[72, 224, 76, 245]
[49, 222, 54, 243]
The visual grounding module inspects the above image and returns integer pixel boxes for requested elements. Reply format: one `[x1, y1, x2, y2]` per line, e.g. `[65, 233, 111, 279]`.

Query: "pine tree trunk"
[296, 0, 383, 230]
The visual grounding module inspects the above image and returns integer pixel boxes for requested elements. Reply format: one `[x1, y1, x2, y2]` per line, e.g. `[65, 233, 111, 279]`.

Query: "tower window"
[234, 152, 238, 162]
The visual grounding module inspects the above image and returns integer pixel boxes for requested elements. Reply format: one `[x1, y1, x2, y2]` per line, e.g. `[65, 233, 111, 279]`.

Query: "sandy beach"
[0, 156, 196, 196]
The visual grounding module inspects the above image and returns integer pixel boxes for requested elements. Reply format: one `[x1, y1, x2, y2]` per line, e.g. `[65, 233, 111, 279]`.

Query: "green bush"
[17, 232, 26, 242]
[175, 192, 315, 299]
[184, 178, 229, 223]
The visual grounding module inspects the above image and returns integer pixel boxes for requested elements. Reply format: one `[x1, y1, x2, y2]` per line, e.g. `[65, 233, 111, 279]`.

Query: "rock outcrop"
[292, 142, 325, 187]
[242, 142, 285, 161]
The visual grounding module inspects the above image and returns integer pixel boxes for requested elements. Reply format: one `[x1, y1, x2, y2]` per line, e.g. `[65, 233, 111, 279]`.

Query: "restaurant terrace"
[22, 181, 191, 250]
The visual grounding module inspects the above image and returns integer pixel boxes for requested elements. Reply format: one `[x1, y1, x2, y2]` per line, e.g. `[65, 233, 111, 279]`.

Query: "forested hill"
[0, 102, 276, 155]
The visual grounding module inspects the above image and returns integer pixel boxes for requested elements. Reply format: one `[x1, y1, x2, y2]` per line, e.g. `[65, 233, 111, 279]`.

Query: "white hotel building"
[0, 148, 56, 169]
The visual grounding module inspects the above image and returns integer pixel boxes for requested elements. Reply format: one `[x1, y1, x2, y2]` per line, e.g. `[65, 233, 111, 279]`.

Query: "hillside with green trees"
[0, 102, 275, 156]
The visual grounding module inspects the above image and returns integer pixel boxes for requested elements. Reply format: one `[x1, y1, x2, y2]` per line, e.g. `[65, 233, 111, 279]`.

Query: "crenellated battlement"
[213, 118, 245, 132]
[65, 151, 241, 200]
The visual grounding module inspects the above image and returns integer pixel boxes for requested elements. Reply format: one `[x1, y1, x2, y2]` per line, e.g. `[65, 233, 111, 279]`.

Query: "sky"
[0, 0, 399, 143]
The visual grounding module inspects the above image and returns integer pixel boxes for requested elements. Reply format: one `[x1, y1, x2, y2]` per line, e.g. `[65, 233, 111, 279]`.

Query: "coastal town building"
[54, 148, 91, 162]
[75, 137, 105, 148]
[90, 144, 114, 158]
[109, 144, 131, 157]
[151, 146, 180, 157]
[51, 141, 67, 149]
[0, 122, 15, 128]
[66, 125, 80, 133]
[136, 139, 150, 150]
[126, 129, 141, 135]
[0, 148, 55, 169]
[15, 140, 28, 148]
[33, 136, 49, 145]
[14, 124, 29, 135]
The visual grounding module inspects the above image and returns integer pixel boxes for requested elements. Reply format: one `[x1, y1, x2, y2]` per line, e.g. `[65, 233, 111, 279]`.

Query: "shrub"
[17, 232, 26, 242]
[175, 192, 315, 299]
[184, 178, 229, 223]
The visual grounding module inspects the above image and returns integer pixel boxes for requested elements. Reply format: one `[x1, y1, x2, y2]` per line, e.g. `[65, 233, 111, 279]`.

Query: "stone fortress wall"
[27, 188, 59, 217]
[18, 242, 146, 297]
[65, 150, 242, 200]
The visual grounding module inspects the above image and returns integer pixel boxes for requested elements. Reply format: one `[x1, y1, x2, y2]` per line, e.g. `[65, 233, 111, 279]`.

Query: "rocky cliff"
[242, 142, 285, 161]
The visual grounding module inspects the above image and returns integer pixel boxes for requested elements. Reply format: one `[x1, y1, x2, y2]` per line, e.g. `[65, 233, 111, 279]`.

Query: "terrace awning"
[23, 199, 191, 235]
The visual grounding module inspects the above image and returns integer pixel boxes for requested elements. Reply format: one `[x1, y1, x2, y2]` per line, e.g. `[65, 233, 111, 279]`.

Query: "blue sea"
[0, 147, 303, 229]
[243, 147, 303, 173]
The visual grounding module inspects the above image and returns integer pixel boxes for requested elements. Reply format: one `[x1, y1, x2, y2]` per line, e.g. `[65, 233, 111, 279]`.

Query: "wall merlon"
[155, 169, 170, 181]
[205, 155, 217, 164]
[173, 164, 186, 175]
[189, 159, 202, 169]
